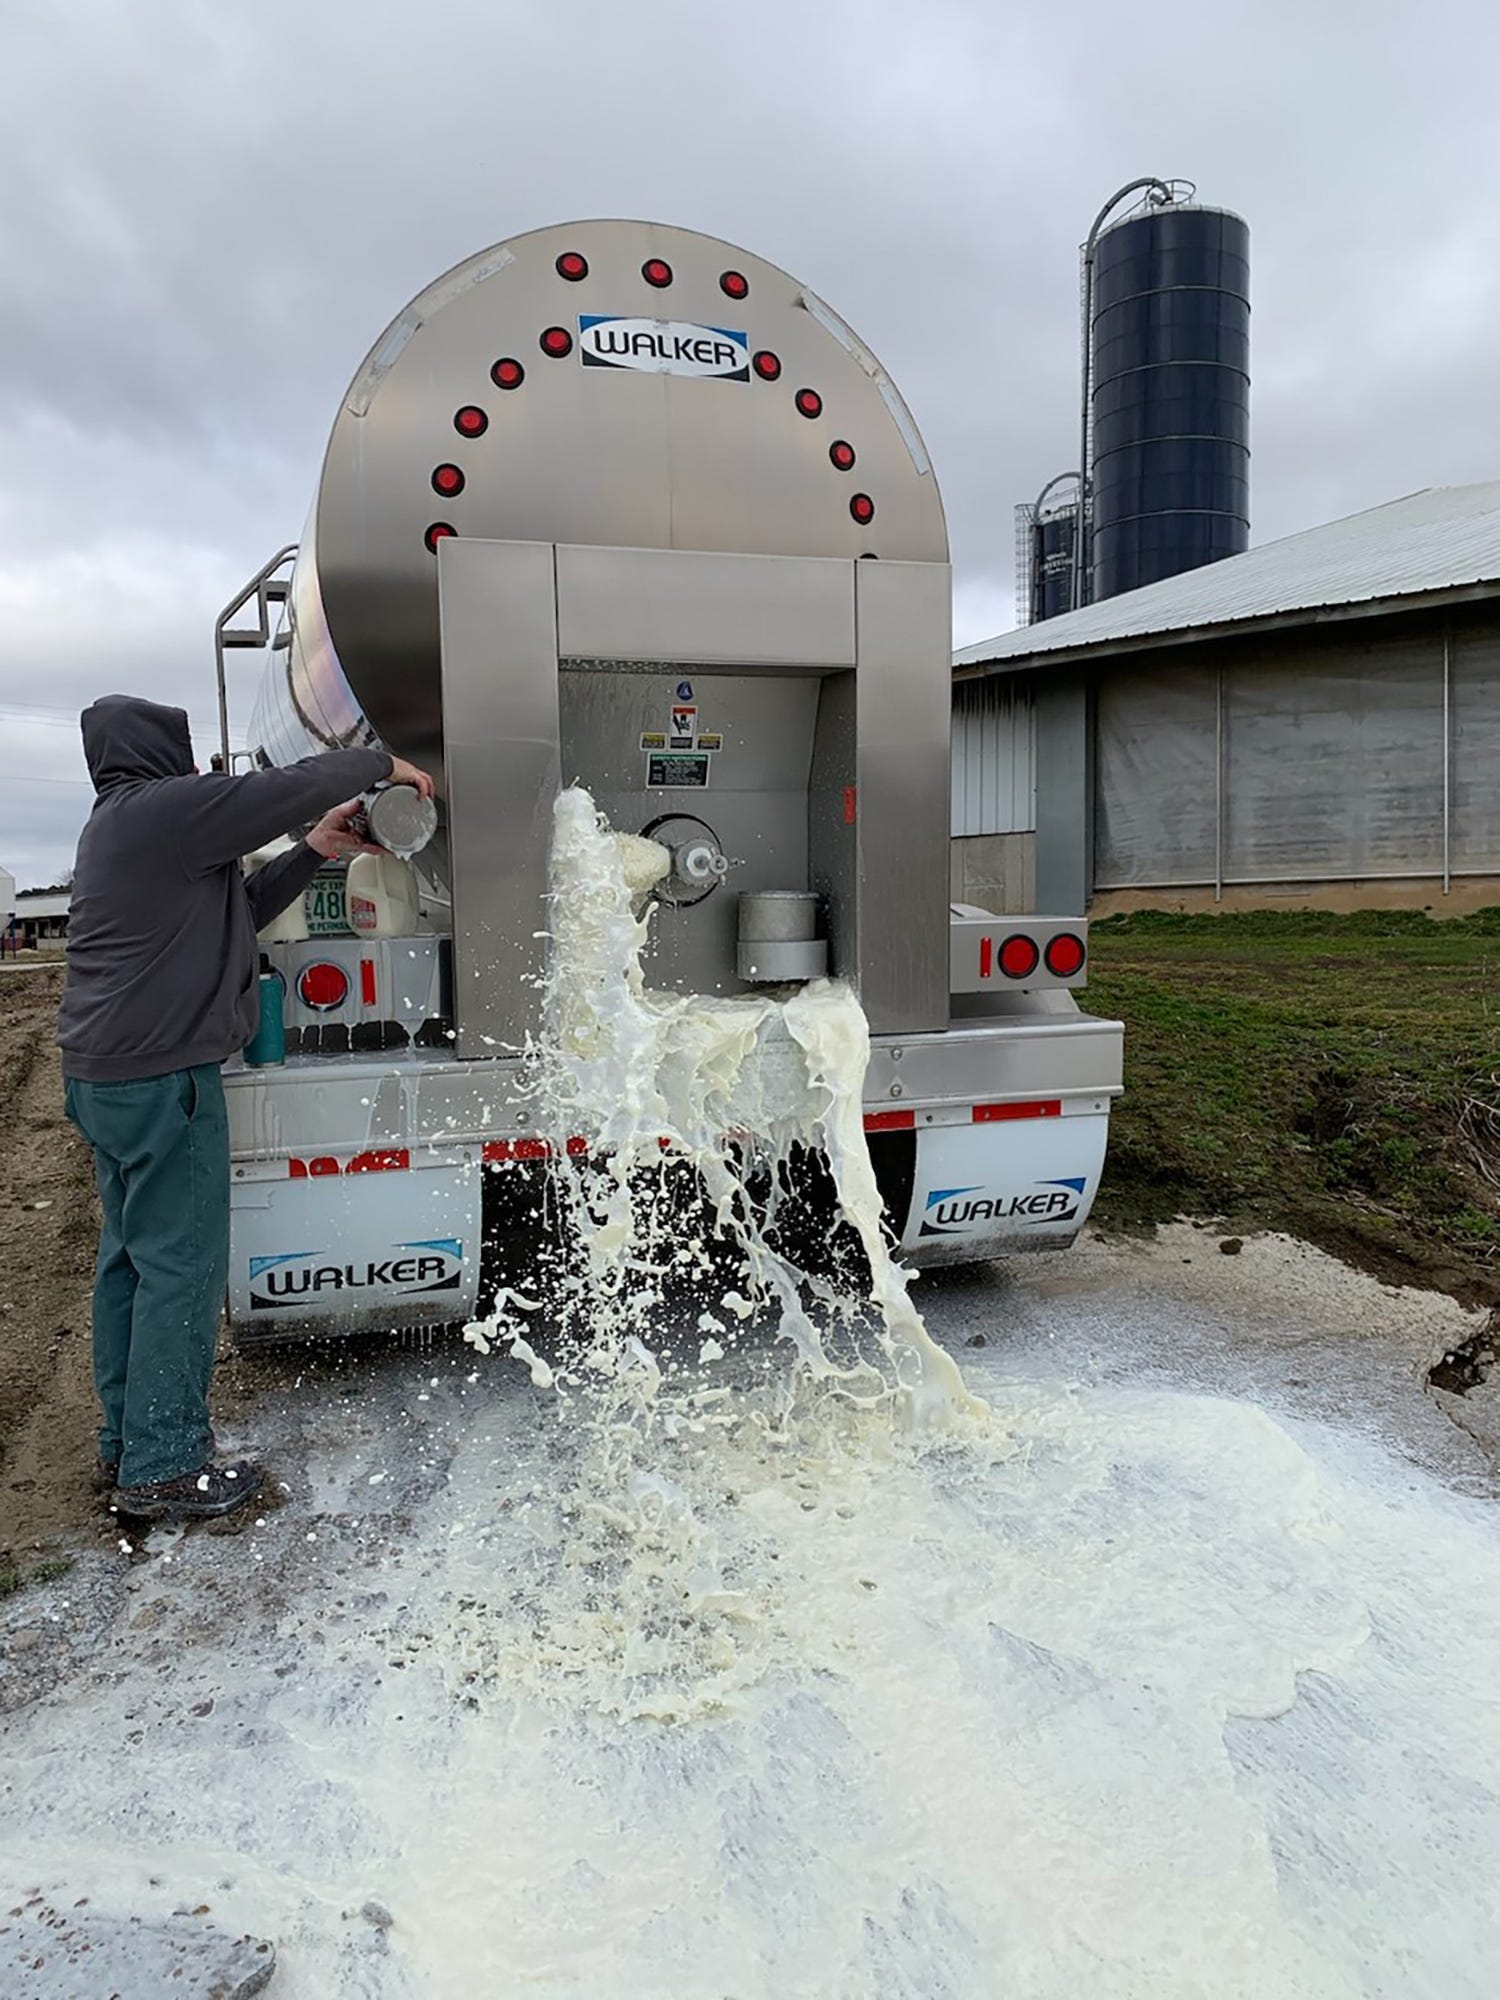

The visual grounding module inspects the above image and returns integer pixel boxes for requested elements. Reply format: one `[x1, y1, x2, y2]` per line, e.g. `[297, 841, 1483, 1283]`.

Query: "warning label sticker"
[647, 752, 711, 789]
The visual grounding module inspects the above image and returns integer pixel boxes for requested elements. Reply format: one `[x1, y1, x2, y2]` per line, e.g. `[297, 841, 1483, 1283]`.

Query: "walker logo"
[247, 1238, 464, 1311]
[919, 1177, 1087, 1237]
[579, 315, 749, 380]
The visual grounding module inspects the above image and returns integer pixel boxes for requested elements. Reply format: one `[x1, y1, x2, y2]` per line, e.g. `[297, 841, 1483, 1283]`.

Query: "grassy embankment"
[1085, 909, 1500, 1307]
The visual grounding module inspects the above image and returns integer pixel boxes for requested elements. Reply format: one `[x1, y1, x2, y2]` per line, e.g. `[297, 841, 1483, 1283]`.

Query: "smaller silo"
[1015, 473, 1083, 625]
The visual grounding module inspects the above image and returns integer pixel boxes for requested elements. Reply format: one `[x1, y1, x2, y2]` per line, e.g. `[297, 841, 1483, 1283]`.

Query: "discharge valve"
[641, 814, 730, 907]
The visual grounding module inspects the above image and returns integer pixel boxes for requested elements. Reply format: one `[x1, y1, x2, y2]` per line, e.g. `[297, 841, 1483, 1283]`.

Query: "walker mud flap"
[870, 1112, 1111, 1269]
[228, 1151, 481, 1339]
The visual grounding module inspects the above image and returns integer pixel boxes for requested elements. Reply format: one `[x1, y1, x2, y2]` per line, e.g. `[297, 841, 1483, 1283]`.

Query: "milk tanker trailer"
[215, 220, 1123, 1339]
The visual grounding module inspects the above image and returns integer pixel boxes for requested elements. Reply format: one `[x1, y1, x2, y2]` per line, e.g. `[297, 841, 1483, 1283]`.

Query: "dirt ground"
[0, 962, 103, 1559]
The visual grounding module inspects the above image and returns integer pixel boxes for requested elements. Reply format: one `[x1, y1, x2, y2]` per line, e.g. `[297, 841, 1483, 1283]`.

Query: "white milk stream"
[460, 786, 987, 1719]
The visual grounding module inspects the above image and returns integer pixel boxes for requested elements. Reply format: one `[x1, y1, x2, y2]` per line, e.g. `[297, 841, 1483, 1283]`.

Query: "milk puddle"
[5, 789, 1500, 1995]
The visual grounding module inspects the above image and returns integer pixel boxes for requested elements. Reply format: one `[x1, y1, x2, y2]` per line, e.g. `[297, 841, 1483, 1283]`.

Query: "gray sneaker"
[114, 1460, 263, 1522]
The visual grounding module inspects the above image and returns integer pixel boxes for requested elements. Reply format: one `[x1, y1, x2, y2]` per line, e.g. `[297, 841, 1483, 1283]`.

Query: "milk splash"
[461, 787, 986, 1715]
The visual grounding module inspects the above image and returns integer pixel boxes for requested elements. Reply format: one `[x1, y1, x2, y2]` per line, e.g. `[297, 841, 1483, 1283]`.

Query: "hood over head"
[81, 695, 195, 791]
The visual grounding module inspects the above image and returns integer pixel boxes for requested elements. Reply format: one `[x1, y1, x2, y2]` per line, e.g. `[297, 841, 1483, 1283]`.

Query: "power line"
[0, 701, 239, 738]
[0, 772, 93, 788]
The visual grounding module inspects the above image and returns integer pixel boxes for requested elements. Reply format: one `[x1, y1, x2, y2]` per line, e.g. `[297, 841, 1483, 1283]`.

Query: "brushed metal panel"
[808, 671, 857, 984]
[570, 672, 820, 998]
[438, 538, 560, 1057]
[251, 221, 946, 785]
[556, 545, 855, 667]
[855, 560, 952, 1034]
[865, 1016, 1123, 1107]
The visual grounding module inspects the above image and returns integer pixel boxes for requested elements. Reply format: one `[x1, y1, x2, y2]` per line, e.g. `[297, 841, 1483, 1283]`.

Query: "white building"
[953, 481, 1500, 915]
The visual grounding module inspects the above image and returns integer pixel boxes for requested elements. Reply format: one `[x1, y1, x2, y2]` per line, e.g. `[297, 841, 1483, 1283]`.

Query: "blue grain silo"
[1086, 189, 1251, 601]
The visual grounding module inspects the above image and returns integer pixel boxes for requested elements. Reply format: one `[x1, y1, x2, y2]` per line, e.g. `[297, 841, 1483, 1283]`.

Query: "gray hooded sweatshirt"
[58, 695, 392, 1082]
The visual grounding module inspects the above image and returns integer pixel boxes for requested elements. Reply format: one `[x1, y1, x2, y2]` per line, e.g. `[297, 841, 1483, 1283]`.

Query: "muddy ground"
[0, 962, 269, 1563]
[0, 962, 105, 1557]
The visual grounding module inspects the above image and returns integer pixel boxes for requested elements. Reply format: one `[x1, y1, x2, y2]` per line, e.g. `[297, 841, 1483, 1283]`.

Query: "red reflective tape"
[972, 1100, 1061, 1123]
[843, 785, 857, 825]
[482, 1136, 592, 1163]
[346, 1147, 409, 1174]
[483, 1138, 550, 1163]
[979, 935, 993, 979]
[360, 958, 376, 1007]
[864, 1108, 915, 1132]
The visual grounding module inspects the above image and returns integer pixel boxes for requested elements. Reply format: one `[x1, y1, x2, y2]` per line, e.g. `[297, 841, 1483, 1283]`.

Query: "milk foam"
[461, 787, 987, 1715]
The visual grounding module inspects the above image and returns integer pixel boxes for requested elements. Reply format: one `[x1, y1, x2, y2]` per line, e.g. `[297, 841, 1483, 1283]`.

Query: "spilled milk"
[6, 790, 1500, 1997]
[457, 786, 988, 1719]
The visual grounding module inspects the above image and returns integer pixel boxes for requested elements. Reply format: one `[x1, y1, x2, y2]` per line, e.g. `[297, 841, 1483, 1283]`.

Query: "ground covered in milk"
[5, 799, 1499, 1994]
[2, 1233, 1499, 1998]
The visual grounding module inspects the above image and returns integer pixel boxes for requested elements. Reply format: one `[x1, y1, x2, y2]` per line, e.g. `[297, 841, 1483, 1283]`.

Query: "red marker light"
[1045, 932, 1087, 978]
[752, 350, 781, 381]
[490, 357, 525, 390]
[850, 493, 875, 525]
[540, 326, 574, 357]
[642, 258, 673, 288]
[556, 251, 589, 281]
[795, 388, 823, 419]
[297, 962, 350, 1011]
[999, 935, 1040, 980]
[719, 270, 749, 300]
[453, 405, 488, 437]
[431, 463, 464, 497]
[829, 440, 856, 471]
[424, 522, 456, 553]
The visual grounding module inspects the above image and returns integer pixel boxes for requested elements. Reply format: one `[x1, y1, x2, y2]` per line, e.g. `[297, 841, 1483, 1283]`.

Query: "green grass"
[1085, 909, 1500, 1304]
[0, 1556, 74, 1601]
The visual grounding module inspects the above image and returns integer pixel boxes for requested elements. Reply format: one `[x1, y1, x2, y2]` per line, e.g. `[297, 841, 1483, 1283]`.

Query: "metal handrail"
[1074, 177, 1178, 610]
[214, 544, 298, 767]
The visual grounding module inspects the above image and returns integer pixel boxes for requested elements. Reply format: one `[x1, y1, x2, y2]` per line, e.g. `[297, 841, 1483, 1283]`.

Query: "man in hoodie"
[58, 694, 434, 1523]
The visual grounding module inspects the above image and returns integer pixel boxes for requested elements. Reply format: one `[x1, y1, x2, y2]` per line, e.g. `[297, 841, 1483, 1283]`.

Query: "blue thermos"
[244, 955, 286, 1067]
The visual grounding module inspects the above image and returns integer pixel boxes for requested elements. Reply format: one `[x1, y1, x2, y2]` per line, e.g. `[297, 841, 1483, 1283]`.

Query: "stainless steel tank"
[247, 219, 949, 796]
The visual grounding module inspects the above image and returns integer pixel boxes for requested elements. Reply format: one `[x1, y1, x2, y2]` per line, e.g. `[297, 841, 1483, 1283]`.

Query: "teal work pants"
[63, 1064, 229, 1488]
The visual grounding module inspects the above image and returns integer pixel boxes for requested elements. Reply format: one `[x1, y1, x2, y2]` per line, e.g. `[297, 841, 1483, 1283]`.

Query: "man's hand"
[306, 800, 383, 861]
[387, 756, 436, 799]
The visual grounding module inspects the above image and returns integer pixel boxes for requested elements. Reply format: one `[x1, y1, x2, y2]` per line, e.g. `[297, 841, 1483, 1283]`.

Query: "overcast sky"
[2, 0, 1497, 885]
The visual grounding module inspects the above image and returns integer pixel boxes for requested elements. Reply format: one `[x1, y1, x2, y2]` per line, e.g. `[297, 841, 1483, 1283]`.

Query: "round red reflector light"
[719, 270, 749, 300]
[829, 439, 856, 471]
[431, 463, 464, 497]
[850, 492, 875, 525]
[642, 258, 673, 288]
[491, 357, 525, 390]
[999, 934, 1040, 980]
[1045, 932, 1087, 978]
[556, 251, 589, 281]
[424, 522, 456, 553]
[453, 405, 488, 437]
[795, 388, 823, 420]
[752, 349, 782, 381]
[298, 961, 350, 1011]
[540, 326, 573, 357]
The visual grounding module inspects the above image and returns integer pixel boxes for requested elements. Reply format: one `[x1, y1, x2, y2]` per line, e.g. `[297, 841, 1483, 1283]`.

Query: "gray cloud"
[2, 0, 1497, 880]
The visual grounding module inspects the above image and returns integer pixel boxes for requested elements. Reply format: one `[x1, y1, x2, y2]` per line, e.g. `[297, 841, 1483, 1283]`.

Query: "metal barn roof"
[956, 480, 1500, 675]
